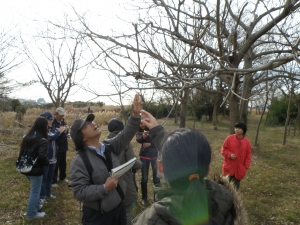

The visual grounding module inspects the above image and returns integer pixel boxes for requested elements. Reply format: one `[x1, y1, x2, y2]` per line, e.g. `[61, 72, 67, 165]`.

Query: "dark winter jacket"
[106, 131, 142, 207]
[132, 175, 248, 225]
[52, 118, 69, 152]
[136, 128, 158, 160]
[20, 137, 49, 176]
[132, 125, 248, 225]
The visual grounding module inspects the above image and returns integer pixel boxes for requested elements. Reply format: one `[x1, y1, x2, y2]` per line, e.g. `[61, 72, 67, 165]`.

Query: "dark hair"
[234, 121, 247, 135]
[161, 128, 211, 224]
[20, 117, 48, 151]
[74, 130, 85, 151]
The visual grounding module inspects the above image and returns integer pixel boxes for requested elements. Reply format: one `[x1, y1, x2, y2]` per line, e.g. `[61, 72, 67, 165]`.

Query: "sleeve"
[48, 128, 61, 142]
[37, 138, 49, 166]
[70, 156, 107, 202]
[149, 125, 167, 151]
[136, 132, 144, 144]
[221, 136, 232, 159]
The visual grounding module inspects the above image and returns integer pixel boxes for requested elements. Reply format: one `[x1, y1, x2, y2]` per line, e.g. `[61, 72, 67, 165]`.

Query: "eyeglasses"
[84, 121, 96, 127]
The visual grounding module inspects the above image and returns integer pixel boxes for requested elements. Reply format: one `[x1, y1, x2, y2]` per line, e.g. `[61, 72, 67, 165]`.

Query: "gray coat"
[106, 131, 142, 207]
[70, 115, 141, 212]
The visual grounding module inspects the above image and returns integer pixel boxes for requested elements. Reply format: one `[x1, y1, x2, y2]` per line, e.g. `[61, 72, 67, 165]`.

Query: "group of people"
[18, 92, 252, 224]
[17, 107, 69, 219]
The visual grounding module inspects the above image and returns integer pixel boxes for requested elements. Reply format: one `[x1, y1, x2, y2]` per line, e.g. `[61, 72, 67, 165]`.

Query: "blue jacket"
[47, 126, 61, 164]
[52, 118, 69, 152]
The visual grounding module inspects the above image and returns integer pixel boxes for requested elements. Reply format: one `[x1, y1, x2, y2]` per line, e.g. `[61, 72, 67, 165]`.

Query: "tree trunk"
[174, 101, 178, 125]
[239, 49, 254, 123]
[229, 75, 239, 134]
[179, 89, 190, 128]
[283, 92, 292, 145]
[254, 91, 269, 146]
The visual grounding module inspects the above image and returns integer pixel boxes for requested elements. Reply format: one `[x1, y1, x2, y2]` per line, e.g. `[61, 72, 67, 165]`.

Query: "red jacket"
[221, 134, 252, 180]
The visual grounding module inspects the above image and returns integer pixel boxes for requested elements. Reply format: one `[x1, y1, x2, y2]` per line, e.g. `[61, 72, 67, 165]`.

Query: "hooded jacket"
[132, 175, 248, 225]
[106, 131, 142, 207]
[132, 126, 248, 225]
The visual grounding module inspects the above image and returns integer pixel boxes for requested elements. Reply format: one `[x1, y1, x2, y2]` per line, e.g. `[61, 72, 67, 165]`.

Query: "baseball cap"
[40, 112, 54, 120]
[56, 107, 66, 115]
[107, 118, 124, 132]
[70, 114, 95, 140]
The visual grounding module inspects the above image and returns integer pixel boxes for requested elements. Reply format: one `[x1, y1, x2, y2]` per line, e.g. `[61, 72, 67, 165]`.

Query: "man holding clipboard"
[69, 93, 143, 225]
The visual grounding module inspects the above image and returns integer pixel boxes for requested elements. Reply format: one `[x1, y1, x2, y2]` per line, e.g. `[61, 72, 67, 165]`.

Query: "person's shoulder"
[206, 176, 233, 199]
[39, 138, 48, 144]
[133, 201, 173, 225]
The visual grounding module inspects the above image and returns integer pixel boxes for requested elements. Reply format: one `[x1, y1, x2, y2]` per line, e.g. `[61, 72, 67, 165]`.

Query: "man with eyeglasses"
[69, 93, 143, 225]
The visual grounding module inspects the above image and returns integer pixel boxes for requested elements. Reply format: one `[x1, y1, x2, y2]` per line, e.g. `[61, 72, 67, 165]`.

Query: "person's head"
[21, 117, 48, 149]
[159, 128, 211, 188]
[70, 114, 100, 150]
[40, 112, 54, 127]
[159, 128, 211, 224]
[234, 121, 247, 136]
[55, 107, 65, 121]
[107, 118, 124, 133]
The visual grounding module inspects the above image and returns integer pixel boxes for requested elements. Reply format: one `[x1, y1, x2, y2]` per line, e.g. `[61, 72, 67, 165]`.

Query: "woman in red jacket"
[221, 121, 252, 190]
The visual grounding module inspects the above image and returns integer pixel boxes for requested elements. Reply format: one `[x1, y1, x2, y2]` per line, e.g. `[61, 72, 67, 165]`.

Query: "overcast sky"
[0, 0, 137, 105]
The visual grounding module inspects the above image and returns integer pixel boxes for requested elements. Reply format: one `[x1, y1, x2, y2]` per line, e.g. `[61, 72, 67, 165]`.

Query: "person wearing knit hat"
[106, 118, 142, 225]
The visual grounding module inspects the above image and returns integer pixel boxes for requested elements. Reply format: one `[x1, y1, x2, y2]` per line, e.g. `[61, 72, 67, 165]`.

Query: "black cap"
[107, 118, 124, 132]
[70, 114, 95, 140]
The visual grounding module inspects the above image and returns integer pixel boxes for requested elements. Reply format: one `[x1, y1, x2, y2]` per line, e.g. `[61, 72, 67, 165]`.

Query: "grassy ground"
[0, 113, 299, 224]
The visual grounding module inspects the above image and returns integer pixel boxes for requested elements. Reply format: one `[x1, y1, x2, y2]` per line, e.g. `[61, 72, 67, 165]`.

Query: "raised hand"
[140, 110, 159, 130]
[131, 93, 144, 117]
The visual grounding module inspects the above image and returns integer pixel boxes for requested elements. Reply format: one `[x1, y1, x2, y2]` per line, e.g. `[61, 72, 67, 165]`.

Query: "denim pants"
[40, 163, 56, 199]
[26, 175, 43, 218]
[140, 158, 160, 185]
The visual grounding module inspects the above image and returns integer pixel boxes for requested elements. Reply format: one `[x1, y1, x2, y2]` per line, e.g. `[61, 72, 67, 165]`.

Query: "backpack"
[16, 148, 37, 173]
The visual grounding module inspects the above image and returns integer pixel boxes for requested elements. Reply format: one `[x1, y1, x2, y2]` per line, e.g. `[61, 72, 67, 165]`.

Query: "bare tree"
[73, 0, 300, 132]
[23, 22, 90, 107]
[0, 27, 24, 98]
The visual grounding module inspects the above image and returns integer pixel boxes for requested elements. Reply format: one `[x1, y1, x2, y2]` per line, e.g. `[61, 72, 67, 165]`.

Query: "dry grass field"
[0, 107, 299, 224]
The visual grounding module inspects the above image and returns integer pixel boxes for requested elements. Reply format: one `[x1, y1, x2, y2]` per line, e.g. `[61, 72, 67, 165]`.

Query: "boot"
[141, 182, 148, 205]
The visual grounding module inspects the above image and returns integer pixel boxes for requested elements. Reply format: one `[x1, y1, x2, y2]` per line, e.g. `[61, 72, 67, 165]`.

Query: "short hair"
[234, 121, 247, 135]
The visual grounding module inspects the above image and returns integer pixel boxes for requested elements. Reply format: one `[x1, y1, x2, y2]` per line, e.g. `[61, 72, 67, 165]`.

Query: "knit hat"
[107, 118, 124, 132]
